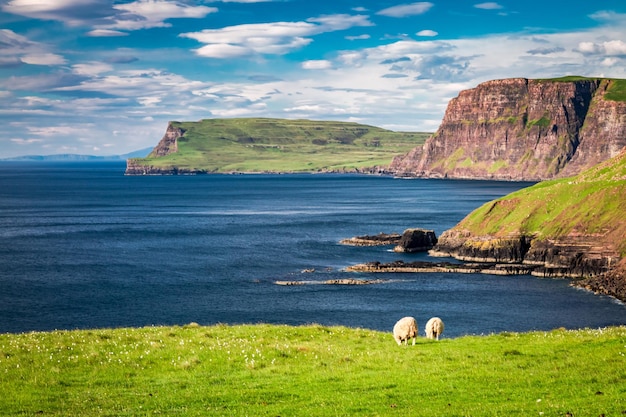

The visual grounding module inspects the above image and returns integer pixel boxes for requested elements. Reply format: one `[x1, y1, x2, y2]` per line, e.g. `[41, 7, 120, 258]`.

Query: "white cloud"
[0, 29, 67, 67]
[21, 53, 67, 66]
[474, 2, 504, 10]
[137, 96, 162, 106]
[11, 138, 43, 145]
[376, 2, 434, 18]
[577, 40, 626, 56]
[194, 43, 253, 59]
[346, 34, 371, 41]
[302, 60, 332, 70]
[2, 0, 111, 26]
[182, 14, 373, 59]
[109, 0, 218, 31]
[87, 29, 128, 37]
[72, 62, 113, 76]
[3, 0, 217, 32]
[417, 30, 438, 37]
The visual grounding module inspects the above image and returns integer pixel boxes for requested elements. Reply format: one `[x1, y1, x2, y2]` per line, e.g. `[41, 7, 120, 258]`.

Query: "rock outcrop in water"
[389, 77, 626, 181]
[339, 228, 437, 252]
[393, 228, 438, 253]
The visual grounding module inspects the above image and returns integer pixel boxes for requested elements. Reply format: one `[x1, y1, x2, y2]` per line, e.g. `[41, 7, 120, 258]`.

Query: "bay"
[0, 162, 624, 337]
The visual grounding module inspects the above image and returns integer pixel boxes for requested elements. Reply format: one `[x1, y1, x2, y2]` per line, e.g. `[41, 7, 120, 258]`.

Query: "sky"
[1, 1, 626, 158]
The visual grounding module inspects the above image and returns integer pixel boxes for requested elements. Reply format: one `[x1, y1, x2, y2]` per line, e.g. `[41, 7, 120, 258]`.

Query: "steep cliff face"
[390, 78, 626, 180]
[124, 123, 196, 175]
[148, 123, 184, 157]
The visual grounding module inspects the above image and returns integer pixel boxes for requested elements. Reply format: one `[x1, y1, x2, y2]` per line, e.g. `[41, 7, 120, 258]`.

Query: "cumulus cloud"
[474, 2, 503, 10]
[71, 62, 113, 76]
[87, 29, 128, 37]
[2, 0, 113, 26]
[181, 14, 373, 59]
[108, 0, 218, 31]
[526, 46, 565, 55]
[577, 40, 626, 56]
[376, 2, 434, 18]
[3, 0, 217, 32]
[417, 30, 438, 37]
[21, 53, 67, 66]
[302, 60, 332, 70]
[346, 34, 370, 41]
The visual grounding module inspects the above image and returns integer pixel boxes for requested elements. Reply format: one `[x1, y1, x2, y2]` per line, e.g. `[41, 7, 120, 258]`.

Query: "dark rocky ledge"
[339, 233, 402, 246]
[340, 228, 437, 252]
[275, 278, 392, 286]
[345, 260, 540, 275]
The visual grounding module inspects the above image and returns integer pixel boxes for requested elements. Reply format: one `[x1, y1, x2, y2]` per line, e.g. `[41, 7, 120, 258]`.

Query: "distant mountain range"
[0, 147, 153, 162]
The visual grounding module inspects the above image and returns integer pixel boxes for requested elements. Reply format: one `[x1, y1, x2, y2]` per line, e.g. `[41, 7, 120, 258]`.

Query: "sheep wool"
[425, 317, 444, 340]
[393, 316, 418, 345]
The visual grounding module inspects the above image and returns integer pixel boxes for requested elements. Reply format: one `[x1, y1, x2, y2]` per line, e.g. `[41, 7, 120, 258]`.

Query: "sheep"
[393, 316, 418, 345]
[425, 317, 444, 340]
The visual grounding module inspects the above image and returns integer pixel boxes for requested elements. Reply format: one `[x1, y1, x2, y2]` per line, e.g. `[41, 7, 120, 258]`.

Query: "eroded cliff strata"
[390, 78, 626, 181]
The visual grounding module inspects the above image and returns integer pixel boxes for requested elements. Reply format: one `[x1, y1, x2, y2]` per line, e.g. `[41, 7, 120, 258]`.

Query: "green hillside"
[1, 324, 625, 416]
[457, 148, 626, 256]
[129, 118, 429, 173]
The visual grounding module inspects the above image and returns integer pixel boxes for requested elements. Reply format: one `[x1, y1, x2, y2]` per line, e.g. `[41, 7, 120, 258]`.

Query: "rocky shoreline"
[274, 278, 392, 286]
[345, 259, 570, 277]
[340, 228, 626, 302]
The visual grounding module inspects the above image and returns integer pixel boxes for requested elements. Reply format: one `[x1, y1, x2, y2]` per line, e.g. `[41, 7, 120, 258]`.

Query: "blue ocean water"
[0, 162, 624, 337]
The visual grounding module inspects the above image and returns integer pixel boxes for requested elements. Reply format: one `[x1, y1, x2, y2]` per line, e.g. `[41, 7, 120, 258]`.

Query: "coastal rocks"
[429, 230, 532, 263]
[393, 228, 438, 253]
[389, 78, 626, 181]
[432, 230, 614, 279]
[274, 278, 391, 286]
[124, 159, 207, 175]
[575, 259, 626, 301]
[339, 233, 402, 246]
[346, 260, 537, 276]
[340, 229, 437, 252]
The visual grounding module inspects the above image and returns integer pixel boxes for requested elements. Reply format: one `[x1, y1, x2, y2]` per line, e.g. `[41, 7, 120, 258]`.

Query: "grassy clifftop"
[129, 118, 429, 173]
[457, 148, 626, 256]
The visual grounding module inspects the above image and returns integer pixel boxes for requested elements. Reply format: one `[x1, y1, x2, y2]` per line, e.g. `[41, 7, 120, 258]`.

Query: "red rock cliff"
[390, 78, 626, 181]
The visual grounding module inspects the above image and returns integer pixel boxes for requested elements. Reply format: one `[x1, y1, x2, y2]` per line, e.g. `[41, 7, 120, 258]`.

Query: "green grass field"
[129, 118, 430, 173]
[458, 149, 626, 256]
[1, 324, 625, 416]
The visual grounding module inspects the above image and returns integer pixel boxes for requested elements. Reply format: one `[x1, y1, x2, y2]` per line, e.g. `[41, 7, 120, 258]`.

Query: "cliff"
[390, 77, 626, 181]
[431, 148, 626, 300]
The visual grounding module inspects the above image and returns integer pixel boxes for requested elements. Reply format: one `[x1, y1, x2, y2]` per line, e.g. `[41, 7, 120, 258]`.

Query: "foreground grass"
[1, 324, 625, 416]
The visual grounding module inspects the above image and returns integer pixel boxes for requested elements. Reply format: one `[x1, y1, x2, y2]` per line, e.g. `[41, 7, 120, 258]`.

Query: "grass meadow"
[1, 323, 625, 416]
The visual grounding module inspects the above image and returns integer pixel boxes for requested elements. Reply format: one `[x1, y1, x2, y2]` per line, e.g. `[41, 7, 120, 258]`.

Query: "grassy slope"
[455, 149, 626, 256]
[131, 118, 430, 172]
[1, 324, 625, 416]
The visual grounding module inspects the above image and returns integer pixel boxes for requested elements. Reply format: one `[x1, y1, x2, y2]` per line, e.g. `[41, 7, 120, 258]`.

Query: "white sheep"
[425, 317, 444, 340]
[393, 316, 418, 345]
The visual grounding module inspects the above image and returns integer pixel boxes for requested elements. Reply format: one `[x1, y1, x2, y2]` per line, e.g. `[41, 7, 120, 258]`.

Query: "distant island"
[1, 147, 153, 162]
[125, 118, 429, 175]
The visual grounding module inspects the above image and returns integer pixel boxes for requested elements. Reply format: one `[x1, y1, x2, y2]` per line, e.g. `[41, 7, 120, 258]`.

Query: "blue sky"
[1, 0, 626, 158]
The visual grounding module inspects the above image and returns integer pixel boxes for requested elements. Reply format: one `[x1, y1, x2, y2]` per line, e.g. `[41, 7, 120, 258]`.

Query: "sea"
[0, 162, 624, 337]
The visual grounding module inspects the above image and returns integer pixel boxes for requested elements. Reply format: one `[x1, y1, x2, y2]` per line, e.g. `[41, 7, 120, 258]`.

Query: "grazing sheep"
[425, 317, 444, 340]
[393, 316, 418, 345]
